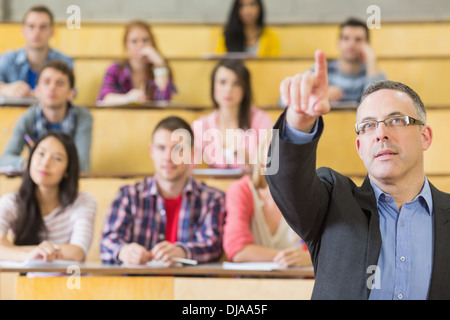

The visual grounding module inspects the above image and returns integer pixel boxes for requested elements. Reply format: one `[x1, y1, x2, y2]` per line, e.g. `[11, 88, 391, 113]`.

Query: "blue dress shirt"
[282, 118, 433, 300]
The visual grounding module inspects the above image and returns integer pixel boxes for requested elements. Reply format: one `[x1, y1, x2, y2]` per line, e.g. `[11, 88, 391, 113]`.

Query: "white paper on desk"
[192, 168, 244, 176]
[222, 261, 287, 271]
[121, 260, 181, 268]
[0, 259, 79, 268]
[95, 99, 173, 108]
[0, 166, 21, 175]
[0, 96, 38, 106]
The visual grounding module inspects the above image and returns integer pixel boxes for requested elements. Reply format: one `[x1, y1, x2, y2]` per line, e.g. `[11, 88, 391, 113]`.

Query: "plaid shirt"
[100, 176, 226, 264]
[97, 62, 176, 101]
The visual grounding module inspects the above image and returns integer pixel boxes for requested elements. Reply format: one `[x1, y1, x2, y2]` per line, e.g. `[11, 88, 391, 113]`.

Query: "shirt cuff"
[281, 118, 319, 145]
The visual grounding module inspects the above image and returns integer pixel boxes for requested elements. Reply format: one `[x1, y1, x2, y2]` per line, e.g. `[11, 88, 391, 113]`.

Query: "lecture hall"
[1, 0, 450, 303]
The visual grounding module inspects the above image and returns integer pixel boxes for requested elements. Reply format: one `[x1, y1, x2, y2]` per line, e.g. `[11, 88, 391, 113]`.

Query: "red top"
[164, 196, 182, 243]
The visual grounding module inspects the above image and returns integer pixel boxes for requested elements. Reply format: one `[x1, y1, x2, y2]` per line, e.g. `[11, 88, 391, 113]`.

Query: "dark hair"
[14, 131, 80, 246]
[339, 17, 370, 42]
[153, 116, 194, 147]
[224, 0, 265, 52]
[23, 5, 54, 26]
[37, 60, 76, 89]
[210, 59, 252, 130]
[360, 80, 427, 123]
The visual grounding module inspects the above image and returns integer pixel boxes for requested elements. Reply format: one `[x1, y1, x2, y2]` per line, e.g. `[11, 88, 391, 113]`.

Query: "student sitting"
[192, 59, 273, 173]
[100, 116, 226, 266]
[0, 131, 97, 262]
[0, 6, 73, 98]
[322, 18, 386, 103]
[0, 60, 93, 172]
[216, 0, 280, 57]
[223, 134, 311, 267]
[97, 20, 176, 104]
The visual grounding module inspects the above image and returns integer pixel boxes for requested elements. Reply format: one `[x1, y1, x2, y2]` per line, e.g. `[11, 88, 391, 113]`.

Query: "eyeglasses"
[355, 115, 424, 135]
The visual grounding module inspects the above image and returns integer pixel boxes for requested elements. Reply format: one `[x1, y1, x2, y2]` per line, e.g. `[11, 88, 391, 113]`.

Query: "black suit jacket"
[266, 112, 450, 300]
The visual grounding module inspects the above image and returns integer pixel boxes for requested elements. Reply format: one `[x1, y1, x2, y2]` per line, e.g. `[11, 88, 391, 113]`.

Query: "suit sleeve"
[265, 111, 332, 245]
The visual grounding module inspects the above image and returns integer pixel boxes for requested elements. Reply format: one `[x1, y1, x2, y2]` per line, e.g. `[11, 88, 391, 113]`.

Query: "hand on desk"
[151, 241, 187, 266]
[0, 81, 33, 98]
[118, 241, 187, 266]
[26, 241, 62, 262]
[273, 247, 312, 268]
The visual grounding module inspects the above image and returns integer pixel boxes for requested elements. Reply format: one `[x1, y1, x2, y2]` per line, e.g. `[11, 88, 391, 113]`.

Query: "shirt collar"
[15, 48, 28, 65]
[15, 47, 56, 66]
[370, 176, 433, 215]
[143, 175, 195, 199]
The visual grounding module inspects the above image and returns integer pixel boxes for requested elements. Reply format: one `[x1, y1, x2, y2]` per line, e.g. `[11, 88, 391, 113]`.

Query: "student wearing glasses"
[266, 50, 450, 299]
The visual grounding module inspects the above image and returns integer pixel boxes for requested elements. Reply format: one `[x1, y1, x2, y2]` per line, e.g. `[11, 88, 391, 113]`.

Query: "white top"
[0, 192, 97, 254]
[248, 180, 299, 249]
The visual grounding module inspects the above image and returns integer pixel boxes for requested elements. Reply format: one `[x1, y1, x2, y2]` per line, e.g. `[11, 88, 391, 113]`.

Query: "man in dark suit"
[266, 50, 450, 300]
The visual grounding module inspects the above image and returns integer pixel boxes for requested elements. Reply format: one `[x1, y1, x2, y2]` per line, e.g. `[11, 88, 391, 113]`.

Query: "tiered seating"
[2, 21, 450, 107]
[2, 20, 450, 265]
[2, 106, 450, 176]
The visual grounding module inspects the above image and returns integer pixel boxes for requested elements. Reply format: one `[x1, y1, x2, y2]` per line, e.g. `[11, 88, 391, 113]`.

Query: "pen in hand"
[24, 134, 35, 148]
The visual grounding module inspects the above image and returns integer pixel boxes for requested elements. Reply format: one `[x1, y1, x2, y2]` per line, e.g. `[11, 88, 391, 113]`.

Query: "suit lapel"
[428, 183, 450, 299]
[354, 176, 382, 298]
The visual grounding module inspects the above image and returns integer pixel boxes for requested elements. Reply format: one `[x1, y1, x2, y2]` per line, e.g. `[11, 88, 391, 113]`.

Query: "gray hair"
[360, 80, 427, 124]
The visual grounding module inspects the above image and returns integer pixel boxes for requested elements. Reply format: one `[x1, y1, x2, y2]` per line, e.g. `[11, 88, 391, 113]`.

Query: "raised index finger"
[314, 49, 328, 87]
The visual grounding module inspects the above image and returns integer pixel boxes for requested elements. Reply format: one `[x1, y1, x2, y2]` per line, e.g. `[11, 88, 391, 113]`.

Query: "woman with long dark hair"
[0, 131, 97, 262]
[216, 0, 280, 57]
[192, 59, 273, 172]
[97, 20, 176, 104]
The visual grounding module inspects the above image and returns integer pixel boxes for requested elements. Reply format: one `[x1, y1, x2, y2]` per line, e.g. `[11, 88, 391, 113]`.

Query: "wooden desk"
[0, 262, 315, 300]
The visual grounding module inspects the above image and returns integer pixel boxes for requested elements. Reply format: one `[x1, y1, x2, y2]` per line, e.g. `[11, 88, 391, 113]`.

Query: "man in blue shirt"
[0, 6, 73, 98]
[326, 18, 385, 102]
[266, 50, 450, 299]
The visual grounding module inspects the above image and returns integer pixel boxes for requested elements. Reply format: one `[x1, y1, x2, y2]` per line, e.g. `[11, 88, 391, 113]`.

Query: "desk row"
[2, 106, 450, 175]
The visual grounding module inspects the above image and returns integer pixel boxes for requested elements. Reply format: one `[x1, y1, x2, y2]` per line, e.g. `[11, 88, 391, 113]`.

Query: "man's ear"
[67, 88, 76, 102]
[149, 143, 153, 157]
[355, 136, 363, 160]
[421, 125, 433, 151]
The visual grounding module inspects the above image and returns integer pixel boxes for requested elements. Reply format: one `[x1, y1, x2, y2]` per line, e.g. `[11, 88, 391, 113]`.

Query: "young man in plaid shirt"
[100, 116, 226, 265]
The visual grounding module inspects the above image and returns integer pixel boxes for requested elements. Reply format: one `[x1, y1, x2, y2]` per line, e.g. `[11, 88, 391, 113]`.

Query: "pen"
[24, 134, 35, 148]
[171, 257, 198, 265]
